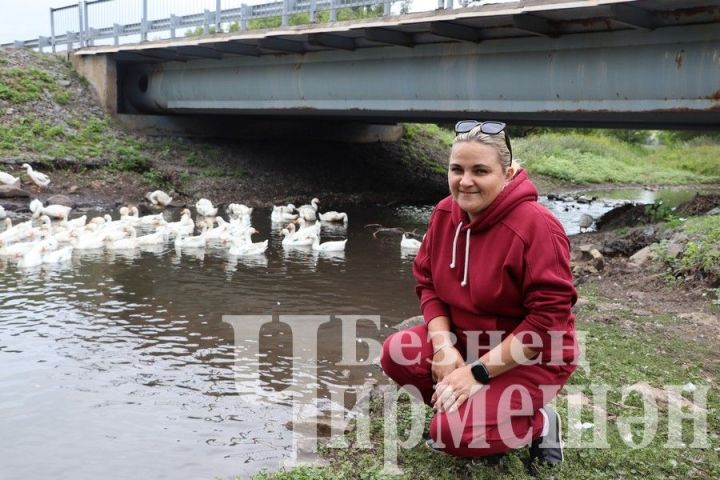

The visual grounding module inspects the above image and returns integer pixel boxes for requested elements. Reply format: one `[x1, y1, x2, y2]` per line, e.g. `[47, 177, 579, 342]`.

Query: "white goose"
[0, 171, 20, 187]
[271, 204, 298, 222]
[18, 245, 44, 269]
[69, 230, 106, 250]
[107, 226, 139, 250]
[175, 229, 207, 249]
[0, 205, 5, 219]
[281, 227, 316, 247]
[204, 217, 229, 242]
[136, 230, 166, 246]
[119, 206, 140, 225]
[298, 198, 319, 222]
[162, 209, 194, 237]
[228, 228, 268, 256]
[22, 163, 50, 189]
[30, 200, 71, 221]
[401, 233, 422, 250]
[0, 239, 36, 258]
[138, 210, 166, 226]
[64, 215, 87, 229]
[318, 211, 348, 224]
[42, 246, 73, 264]
[196, 198, 218, 218]
[312, 236, 347, 252]
[145, 190, 173, 207]
[295, 217, 322, 237]
[227, 203, 253, 219]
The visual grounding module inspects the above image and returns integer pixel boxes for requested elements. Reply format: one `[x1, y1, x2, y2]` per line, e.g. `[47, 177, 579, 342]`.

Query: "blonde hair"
[453, 126, 518, 172]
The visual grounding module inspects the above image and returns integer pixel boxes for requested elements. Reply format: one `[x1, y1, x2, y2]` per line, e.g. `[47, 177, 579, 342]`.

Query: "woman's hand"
[431, 365, 483, 413]
[430, 346, 464, 383]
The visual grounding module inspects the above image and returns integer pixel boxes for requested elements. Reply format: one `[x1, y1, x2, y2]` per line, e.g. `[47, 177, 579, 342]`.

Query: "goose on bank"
[145, 190, 173, 207]
[22, 163, 50, 190]
[0, 171, 20, 187]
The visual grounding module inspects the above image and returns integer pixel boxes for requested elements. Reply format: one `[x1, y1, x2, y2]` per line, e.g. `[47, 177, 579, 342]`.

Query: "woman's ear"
[505, 166, 516, 181]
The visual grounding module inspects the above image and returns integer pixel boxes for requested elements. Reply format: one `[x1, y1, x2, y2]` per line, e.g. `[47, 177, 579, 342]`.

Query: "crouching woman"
[381, 120, 579, 470]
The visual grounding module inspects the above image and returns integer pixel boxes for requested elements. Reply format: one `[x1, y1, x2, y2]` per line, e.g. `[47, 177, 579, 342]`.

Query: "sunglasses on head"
[454, 120, 512, 162]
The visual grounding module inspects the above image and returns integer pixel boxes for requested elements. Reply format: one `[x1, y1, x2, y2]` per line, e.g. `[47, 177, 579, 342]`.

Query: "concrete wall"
[70, 53, 117, 113]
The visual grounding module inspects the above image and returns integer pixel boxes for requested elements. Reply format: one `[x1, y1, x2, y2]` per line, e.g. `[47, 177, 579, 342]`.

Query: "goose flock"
[0, 193, 364, 271]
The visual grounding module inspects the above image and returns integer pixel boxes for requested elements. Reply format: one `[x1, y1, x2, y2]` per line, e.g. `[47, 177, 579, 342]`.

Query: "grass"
[514, 133, 720, 184]
[253, 307, 720, 479]
[654, 215, 720, 287]
[0, 67, 58, 103]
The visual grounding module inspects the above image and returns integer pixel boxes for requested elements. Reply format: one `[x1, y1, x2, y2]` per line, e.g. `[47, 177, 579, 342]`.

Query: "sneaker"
[528, 405, 563, 474]
[424, 437, 446, 454]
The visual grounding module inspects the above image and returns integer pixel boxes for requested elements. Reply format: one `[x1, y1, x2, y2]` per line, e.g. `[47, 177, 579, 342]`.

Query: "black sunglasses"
[454, 120, 512, 162]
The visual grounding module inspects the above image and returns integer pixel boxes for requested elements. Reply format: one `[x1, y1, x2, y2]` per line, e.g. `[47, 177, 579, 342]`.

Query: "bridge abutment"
[70, 53, 118, 114]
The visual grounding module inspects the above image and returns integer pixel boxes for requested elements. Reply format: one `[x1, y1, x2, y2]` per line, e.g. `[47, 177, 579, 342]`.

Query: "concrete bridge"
[70, 0, 720, 136]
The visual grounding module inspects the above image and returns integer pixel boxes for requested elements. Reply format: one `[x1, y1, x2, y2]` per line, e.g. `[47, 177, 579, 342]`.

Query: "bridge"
[11, 0, 720, 133]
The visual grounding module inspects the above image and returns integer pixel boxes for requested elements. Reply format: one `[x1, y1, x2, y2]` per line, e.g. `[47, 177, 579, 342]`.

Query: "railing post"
[281, 0, 288, 27]
[446, 0, 454, 9]
[78, 1, 84, 47]
[83, 0, 89, 42]
[310, 0, 316, 22]
[113, 23, 122, 45]
[204, 9, 211, 35]
[383, 0, 391, 16]
[437, 0, 444, 9]
[141, 0, 148, 42]
[67, 31, 74, 51]
[330, 0, 337, 22]
[50, 7, 56, 53]
[240, 3, 249, 30]
[170, 15, 178, 39]
[39, 37, 49, 53]
[216, 0, 222, 31]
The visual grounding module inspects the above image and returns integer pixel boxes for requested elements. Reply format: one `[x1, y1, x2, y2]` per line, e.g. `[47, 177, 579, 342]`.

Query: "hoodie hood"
[447, 169, 538, 287]
[450, 169, 538, 233]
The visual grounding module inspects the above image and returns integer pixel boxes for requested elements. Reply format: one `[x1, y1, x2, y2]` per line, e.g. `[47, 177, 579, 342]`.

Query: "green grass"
[253, 310, 720, 479]
[0, 67, 57, 103]
[654, 215, 720, 287]
[514, 133, 720, 184]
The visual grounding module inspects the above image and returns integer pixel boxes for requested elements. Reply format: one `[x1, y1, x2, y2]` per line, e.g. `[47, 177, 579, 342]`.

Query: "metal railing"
[3, 0, 450, 52]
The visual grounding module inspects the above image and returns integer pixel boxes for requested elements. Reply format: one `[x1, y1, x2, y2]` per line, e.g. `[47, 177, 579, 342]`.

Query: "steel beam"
[609, 4, 655, 30]
[512, 13, 557, 37]
[430, 21, 483, 42]
[256, 37, 306, 53]
[174, 46, 224, 59]
[308, 33, 356, 51]
[122, 24, 720, 128]
[207, 41, 261, 56]
[363, 28, 414, 47]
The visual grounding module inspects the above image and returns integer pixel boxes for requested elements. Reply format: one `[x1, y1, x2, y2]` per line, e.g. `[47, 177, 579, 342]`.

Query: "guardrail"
[3, 0, 438, 52]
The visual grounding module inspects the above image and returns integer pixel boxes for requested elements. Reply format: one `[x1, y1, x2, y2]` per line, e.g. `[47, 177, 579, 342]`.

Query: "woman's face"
[448, 141, 513, 220]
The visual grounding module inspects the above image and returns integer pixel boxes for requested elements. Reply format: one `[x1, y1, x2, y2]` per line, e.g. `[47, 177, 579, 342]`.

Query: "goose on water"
[22, 163, 50, 190]
[281, 228, 315, 247]
[196, 198, 218, 218]
[136, 231, 166, 246]
[318, 211, 348, 224]
[30, 200, 71, 221]
[145, 190, 173, 207]
[311, 236, 347, 252]
[298, 198, 319, 222]
[400, 233, 422, 250]
[107, 227, 140, 250]
[271, 204, 298, 222]
[175, 229, 207, 249]
[229, 228, 268, 256]
[42, 246, 73, 264]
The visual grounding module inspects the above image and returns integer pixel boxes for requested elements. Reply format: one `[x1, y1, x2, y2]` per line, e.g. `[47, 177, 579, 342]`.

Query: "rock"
[0, 185, 30, 198]
[546, 193, 560, 201]
[576, 195, 592, 204]
[590, 248, 604, 271]
[46, 194, 74, 207]
[706, 207, 720, 216]
[628, 246, 654, 267]
[58, 80, 71, 87]
[573, 244, 596, 262]
[665, 242, 684, 259]
[68, 185, 79, 194]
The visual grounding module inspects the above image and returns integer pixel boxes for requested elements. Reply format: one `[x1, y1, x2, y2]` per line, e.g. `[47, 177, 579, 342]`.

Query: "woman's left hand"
[431, 365, 483, 413]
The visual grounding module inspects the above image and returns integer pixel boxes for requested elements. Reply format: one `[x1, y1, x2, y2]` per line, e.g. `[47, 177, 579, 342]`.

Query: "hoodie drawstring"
[449, 223, 471, 287]
[461, 229, 470, 287]
[449, 222, 462, 269]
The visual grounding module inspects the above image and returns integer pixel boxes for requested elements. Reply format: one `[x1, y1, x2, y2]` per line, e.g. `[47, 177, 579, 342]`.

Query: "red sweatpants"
[380, 324, 575, 457]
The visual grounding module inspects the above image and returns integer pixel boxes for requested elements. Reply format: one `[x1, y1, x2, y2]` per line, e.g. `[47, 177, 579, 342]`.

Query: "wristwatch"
[470, 360, 491, 384]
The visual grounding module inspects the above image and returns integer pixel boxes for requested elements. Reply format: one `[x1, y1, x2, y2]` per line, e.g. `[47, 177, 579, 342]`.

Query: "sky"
[0, 0, 514, 45]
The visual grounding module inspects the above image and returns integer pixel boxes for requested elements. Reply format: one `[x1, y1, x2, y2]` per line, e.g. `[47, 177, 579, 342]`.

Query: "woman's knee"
[380, 327, 430, 383]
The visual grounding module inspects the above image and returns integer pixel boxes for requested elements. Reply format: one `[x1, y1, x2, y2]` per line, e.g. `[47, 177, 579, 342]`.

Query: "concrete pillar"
[70, 53, 118, 113]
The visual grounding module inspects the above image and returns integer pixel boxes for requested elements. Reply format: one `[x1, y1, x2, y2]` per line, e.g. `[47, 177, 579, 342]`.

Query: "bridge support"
[70, 53, 118, 113]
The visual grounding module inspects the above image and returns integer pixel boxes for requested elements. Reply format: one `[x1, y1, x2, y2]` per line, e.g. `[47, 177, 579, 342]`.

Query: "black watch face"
[471, 363, 489, 384]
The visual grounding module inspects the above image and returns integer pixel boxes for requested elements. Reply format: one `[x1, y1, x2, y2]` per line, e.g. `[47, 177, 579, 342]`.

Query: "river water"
[0, 187, 708, 479]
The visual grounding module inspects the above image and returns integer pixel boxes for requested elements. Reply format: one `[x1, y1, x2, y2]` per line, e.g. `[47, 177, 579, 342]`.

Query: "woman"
[381, 120, 578, 469]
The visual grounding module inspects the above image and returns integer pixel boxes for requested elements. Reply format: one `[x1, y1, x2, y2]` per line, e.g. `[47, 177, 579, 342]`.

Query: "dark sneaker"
[424, 437, 445, 454]
[528, 406, 563, 475]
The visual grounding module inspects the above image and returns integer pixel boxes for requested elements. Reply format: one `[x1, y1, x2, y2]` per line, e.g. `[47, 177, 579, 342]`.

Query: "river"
[0, 187, 708, 479]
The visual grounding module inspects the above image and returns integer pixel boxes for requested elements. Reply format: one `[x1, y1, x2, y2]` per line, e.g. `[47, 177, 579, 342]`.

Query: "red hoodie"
[413, 169, 578, 365]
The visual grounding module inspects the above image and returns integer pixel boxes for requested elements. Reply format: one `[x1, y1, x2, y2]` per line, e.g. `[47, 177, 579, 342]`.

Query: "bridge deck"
[77, 0, 720, 62]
